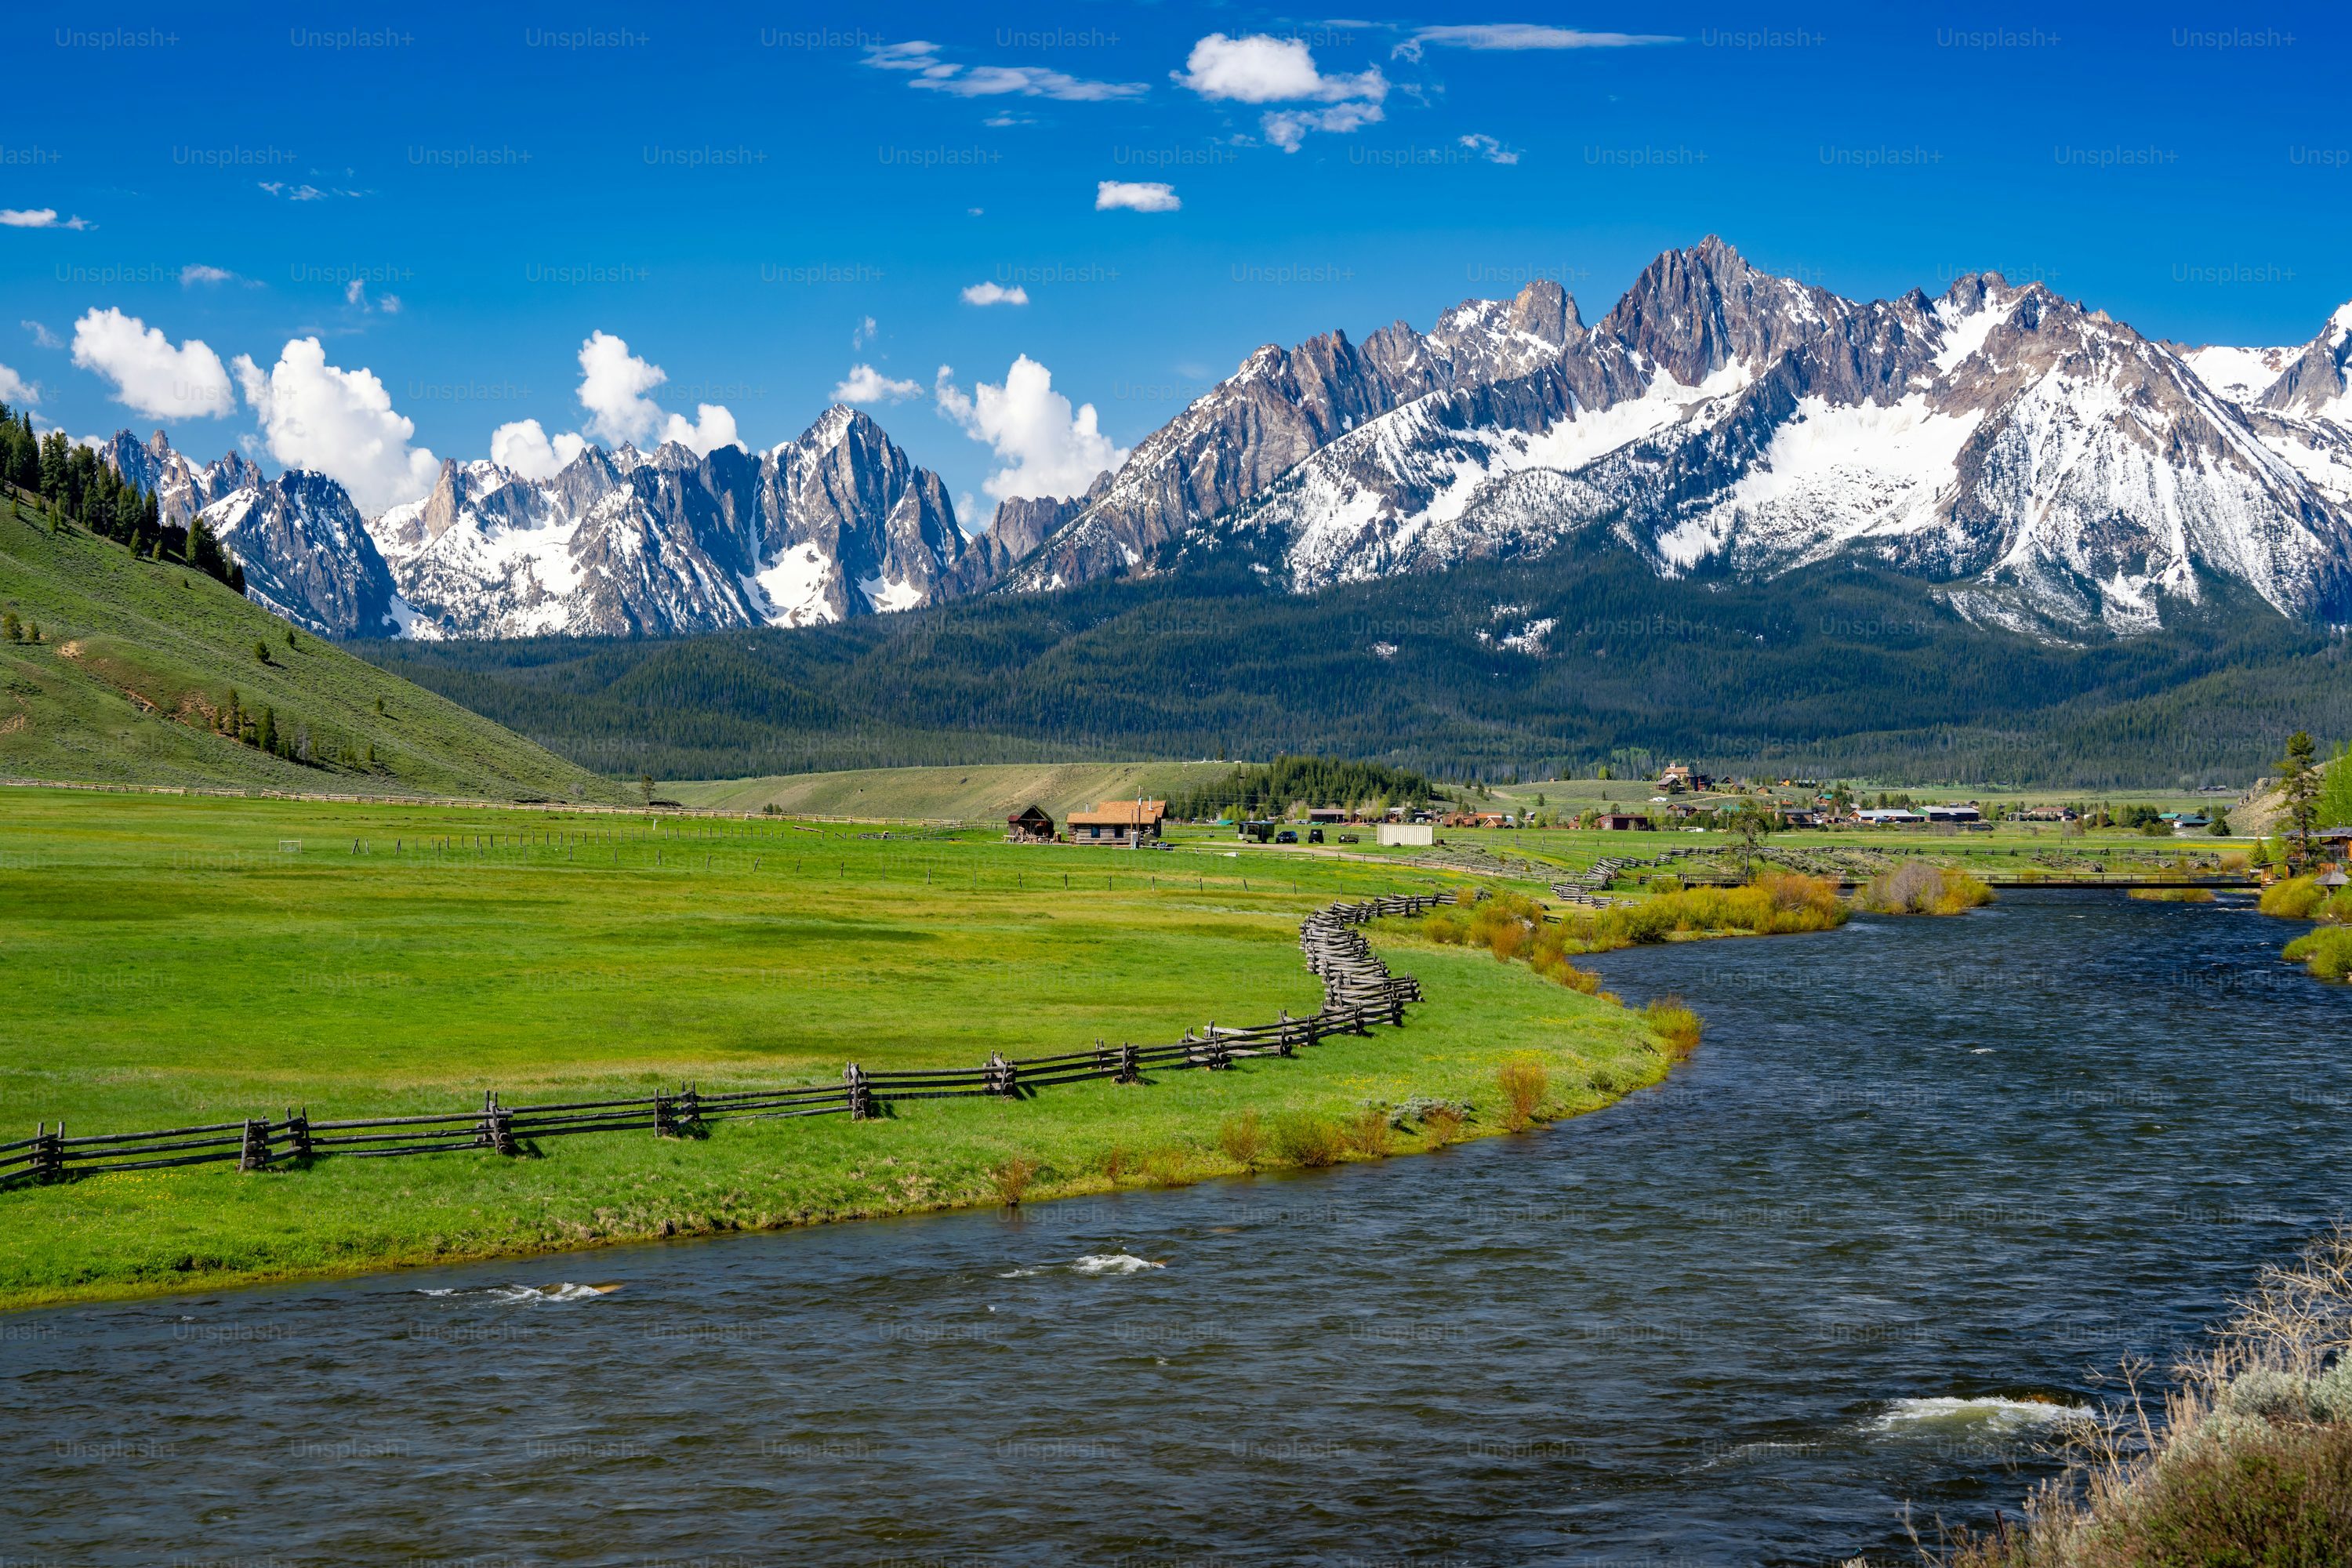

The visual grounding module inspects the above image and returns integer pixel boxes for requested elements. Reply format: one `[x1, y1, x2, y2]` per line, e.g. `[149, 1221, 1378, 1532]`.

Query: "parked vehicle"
[1306, 828, 1325, 844]
[1275, 830, 1298, 844]
[1337, 833, 1359, 844]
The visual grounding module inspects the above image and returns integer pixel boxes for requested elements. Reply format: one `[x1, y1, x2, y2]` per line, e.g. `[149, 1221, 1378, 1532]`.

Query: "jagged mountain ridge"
[1042, 238, 2352, 635]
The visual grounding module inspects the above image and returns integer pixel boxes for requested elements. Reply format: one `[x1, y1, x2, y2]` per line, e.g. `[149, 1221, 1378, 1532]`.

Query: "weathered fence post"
[654, 1091, 677, 1139]
[31, 1122, 63, 1183]
[677, 1081, 701, 1135]
[238, 1117, 271, 1171]
[1276, 1010, 1294, 1057]
[283, 1105, 313, 1160]
[844, 1064, 872, 1120]
[1116, 1042, 1140, 1084]
[477, 1091, 519, 1155]
[985, 1053, 1019, 1098]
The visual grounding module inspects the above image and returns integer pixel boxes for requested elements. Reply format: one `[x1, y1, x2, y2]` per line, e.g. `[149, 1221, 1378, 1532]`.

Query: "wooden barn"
[1005, 805, 1055, 844]
[1066, 799, 1166, 845]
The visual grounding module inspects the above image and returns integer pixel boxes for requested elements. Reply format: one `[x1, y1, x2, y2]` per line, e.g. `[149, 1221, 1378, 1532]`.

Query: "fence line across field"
[6, 892, 1453, 1189]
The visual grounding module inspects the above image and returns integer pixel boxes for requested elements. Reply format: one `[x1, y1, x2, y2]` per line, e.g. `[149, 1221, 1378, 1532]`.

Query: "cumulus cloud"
[1174, 33, 1388, 151]
[1394, 24, 1681, 60]
[489, 419, 589, 481]
[1460, 133, 1521, 165]
[21, 320, 64, 350]
[180, 264, 238, 286]
[960, 281, 1029, 307]
[1096, 180, 1181, 212]
[71, 307, 237, 419]
[574, 330, 739, 456]
[1174, 33, 1387, 103]
[232, 338, 440, 514]
[1, 208, 92, 230]
[0, 361, 37, 405]
[935, 356, 1125, 503]
[832, 364, 925, 404]
[866, 40, 1146, 100]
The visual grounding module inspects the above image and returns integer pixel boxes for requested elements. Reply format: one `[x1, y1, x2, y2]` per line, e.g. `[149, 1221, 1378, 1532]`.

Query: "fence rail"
[5, 893, 1450, 1189]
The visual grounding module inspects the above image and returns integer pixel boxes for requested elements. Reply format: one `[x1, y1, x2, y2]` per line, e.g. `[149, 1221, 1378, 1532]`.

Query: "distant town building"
[1005, 804, 1055, 844]
[1595, 812, 1651, 831]
[1658, 763, 1711, 793]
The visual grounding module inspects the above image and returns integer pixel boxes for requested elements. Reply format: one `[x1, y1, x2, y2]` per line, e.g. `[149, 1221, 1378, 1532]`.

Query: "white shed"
[1379, 823, 1435, 848]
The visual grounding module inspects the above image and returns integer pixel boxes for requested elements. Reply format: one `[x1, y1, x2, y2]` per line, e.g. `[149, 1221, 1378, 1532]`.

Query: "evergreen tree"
[2281, 731, 2321, 870]
[2, 610, 20, 643]
[256, 706, 278, 756]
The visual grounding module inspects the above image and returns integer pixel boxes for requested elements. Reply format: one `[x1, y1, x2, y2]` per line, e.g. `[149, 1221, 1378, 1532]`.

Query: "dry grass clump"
[1497, 1056, 1548, 1131]
[1140, 1146, 1189, 1187]
[987, 1156, 1040, 1207]
[1216, 1111, 1265, 1171]
[1418, 1103, 1466, 1145]
[1099, 1145, 1133, 1183]
[1343, 1103, 1394, 1159]
[1859, 861, 1994, 916]
[1944, 1228, 2352, 1566]
[1269, 1112, 1345, 1168]
[1641, 996, 1704, 1058]
[2128, 887, 2214, 903]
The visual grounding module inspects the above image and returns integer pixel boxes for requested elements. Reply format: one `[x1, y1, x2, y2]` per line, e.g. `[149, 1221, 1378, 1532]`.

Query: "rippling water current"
[9, 891, 2351, 1566]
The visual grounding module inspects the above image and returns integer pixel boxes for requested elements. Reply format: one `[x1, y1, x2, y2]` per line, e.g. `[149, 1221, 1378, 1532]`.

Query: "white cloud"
[0, 361, 37, 405]
[935, 356, 1125, 503]
[180, 264, 238, 286]
[21, 321, 63, 350]
[1394, 24, 1681, 60]
[866, 40, 1145, 100]
[0, 208, 92, 230]
[70, 307, 237, 419]
[852, 315, 877, 350]
[1096, 180, 1181, 212]
[1174, 33, 1388, 151]
[1174, 33, 1387, 103]
[233, 337, 440, 514]
[832, 364, 925, 404]
[960, 281, 1030, 307]
[489, 419, 589, 481]
[1264, 103, 1387, 151]
[257, 181, 363, 201]
[573, 330, 740, 456]
[343, 278, 403, 314]
[1461, 132, 1521, 165]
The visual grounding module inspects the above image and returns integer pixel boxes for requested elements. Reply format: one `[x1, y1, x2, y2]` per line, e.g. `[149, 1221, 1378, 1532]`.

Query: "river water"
[7, 891, 2350, 1566]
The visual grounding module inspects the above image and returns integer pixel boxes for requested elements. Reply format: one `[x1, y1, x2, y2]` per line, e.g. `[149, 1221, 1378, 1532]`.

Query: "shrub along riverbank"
[1948, 1228, 2352, 1565]
[2258, 874, 2352, 982]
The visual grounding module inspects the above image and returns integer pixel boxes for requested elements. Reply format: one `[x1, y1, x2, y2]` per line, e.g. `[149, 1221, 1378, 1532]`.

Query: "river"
[6, 890, 2349, 1566]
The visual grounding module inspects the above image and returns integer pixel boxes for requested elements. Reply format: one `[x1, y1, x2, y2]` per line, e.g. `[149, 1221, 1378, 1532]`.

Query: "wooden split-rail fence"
[2, 893, 1450, 1189]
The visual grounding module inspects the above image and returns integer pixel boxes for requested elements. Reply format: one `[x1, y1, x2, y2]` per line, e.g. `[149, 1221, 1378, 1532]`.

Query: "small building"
[1922, 804, 1982, 823]
[1005, 804, 1055, 844]
[1855, 808, 1926, 826]
[2172, 814, 2212, 835]
[1378, 822, 1435, 848]
[1658, 763, 1711, 793]
[1305, 807, 1349, 825]
[1595, 812, 1650, 831]
[1066, 799, 1167, 845]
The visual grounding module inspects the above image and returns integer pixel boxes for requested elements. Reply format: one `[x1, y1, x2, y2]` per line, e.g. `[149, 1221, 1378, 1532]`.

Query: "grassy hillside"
[0, 494, 626, 802]
[666, 759, 1239, 820]
[357, 557, 2352, 790]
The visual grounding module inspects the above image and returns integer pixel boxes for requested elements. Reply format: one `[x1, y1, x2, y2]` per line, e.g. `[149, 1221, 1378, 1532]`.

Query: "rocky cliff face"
[201, 470, 405, 637]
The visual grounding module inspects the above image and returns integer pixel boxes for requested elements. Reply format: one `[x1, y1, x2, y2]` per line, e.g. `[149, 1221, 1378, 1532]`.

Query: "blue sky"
[2, 2, 2346, 520]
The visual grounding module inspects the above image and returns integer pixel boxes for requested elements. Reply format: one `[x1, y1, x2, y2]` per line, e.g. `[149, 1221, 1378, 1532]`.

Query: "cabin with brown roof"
[1065, 799, 1167, 845]
[1005, 804, 1055, 844]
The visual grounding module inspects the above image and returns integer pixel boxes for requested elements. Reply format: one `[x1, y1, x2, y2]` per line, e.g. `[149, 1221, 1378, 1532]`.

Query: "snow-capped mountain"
[1087, 238, 2352, 634]
[102, 430, 260, 524]
[106, 408, 999, 639]
[369, 406, 992, 637]
[201, 469, 407, 637]
[1004, 281, 1581, 591]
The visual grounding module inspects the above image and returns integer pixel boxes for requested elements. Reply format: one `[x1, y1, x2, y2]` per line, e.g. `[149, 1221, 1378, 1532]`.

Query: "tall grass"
[1497, 1057, 1548, 1131]
[1858, 862, 1994, 916]
[988, 1156, 1040, 1207]
[1945, 1228, 2352, 1565]
[2127, 887, 2214, 903]
[1343, 1103, 1394, 1159]
[1269, 1112, 1345, 1168]
[1641, 997, 1704, 1058]
[1217, 1111, 1265, 1171]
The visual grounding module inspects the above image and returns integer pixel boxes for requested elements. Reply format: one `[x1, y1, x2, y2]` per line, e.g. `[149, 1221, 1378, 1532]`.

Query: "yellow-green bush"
[1857, 862, 1994, 915]
[2284, 927, 2352, 982]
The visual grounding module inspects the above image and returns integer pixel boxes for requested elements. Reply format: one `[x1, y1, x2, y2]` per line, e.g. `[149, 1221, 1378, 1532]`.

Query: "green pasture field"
[0, 789, 1674, 1308]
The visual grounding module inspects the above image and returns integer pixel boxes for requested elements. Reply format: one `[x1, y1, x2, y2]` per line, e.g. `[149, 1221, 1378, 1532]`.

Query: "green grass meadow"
[0, 790, 1672, 1308]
